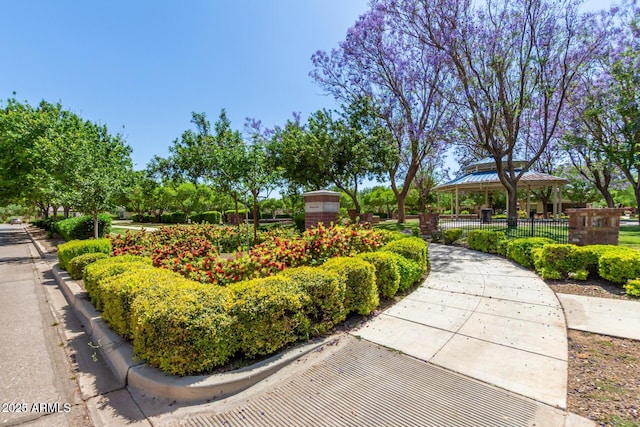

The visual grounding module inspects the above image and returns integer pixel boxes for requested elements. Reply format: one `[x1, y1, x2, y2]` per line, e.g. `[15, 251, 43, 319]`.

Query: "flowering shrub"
[303, 223, 385, 263]
[110, 223, 386, 286]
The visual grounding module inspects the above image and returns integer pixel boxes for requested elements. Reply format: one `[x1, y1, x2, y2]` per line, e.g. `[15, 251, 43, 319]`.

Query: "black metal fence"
[438, 217, 569, 244]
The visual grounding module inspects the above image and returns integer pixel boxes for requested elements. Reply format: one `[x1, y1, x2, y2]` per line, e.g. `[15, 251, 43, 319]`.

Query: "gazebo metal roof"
[434, 167, 568, 192]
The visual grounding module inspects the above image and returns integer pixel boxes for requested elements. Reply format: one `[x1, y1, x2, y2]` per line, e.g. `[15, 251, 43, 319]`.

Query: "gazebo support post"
[558, 185, 563, 219]
[553, 185, 559, 220]
[455, 188, 459, 219]
[450, 192, 454, 218]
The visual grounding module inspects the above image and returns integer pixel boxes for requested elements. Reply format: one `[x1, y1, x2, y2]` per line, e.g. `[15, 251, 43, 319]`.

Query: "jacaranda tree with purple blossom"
[311, 2, 458, 223]
[378, 0, 603, 226]
[564, 1, 640, 221]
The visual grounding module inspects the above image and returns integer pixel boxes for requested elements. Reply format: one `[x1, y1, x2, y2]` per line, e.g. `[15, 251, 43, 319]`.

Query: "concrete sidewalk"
[354, 244, 569, 409]
[558, 293, 640, 340]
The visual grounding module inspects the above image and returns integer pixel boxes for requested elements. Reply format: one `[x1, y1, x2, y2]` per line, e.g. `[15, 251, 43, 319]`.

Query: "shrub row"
[58, 238, 112, 270]
[190, 211, 222, 225]
[466, 231, 640, 297]
[31, 217, 57, 232]
[55, 214, 112, 241]
[64, 234, 428, 375]
[443, 228, 464, 245]
[83, 255, 154, 310]
[467, 230, 505, 254]
[67, 252, 109, 280]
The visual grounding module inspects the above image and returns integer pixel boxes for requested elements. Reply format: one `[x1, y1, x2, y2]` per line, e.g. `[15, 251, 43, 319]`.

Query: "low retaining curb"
[28, 227, 330, 402]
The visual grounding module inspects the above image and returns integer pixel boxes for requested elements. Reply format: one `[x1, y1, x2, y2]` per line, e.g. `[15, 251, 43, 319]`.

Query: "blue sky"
[1, 0, 612, 174]
[0, 1, 369, 170]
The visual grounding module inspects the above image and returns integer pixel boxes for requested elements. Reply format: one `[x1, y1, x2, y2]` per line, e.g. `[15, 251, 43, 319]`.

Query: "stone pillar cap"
[303, 190, 341, 197]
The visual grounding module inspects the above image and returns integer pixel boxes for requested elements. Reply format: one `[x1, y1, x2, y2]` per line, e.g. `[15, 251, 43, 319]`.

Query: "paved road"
[0, 224, 90, 426]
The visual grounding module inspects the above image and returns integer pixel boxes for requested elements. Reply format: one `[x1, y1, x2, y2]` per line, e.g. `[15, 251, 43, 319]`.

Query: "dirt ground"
[548, 279, 640, 427]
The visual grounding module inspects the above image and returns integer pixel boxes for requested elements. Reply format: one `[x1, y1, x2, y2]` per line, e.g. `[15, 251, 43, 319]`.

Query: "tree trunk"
[602, 190, 615, 209]
[396, 193, 406, 224]
[252, 191, 259, 244]
[63, 206, 71, 219]
[634, 187, 640, 227]
[233, 193, 240, 227]
[539, 196, 550, 219]
[506, 187, 519, 228]
[93, 212, 99, 239]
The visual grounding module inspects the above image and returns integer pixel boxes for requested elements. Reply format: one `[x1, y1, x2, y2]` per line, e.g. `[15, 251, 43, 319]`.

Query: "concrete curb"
[28, 227, 331, 403]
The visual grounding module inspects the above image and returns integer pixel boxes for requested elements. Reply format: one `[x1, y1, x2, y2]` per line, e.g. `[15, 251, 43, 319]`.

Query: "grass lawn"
[108, 226, 146, 236]
[374, 219, 420, 234]
[113, 221, 162, 229]
[618, 225, 640, 250]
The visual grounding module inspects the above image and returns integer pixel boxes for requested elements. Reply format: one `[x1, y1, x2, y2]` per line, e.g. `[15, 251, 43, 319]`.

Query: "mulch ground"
[547, 279, 640, 427]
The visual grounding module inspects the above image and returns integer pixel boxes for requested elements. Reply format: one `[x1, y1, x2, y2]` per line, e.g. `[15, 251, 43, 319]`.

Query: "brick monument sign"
[303, 190, 340, 229]
[567, 208, 625, 246]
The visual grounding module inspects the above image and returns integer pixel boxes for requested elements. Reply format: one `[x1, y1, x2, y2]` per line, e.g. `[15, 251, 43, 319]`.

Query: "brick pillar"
[226, 213, 244, 226]
[567, 208, 624, 246]
[303, 190, 340, 229]
[419, 213, 439, 237]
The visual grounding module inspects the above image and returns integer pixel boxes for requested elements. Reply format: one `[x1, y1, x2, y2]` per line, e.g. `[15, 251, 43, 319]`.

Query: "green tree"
[270, 98, 393, 213]
[260, 197, 284, 218]
[167, 112, 216, 186]
[560, 166, 603, 206]
[120, 170, 159, 217]
[70, 121, 133, 238]
[209, 110, 246, 220]
[362, 186, 397, 218]
[242, 119, 280, 240]
[174, 182, 213, 221]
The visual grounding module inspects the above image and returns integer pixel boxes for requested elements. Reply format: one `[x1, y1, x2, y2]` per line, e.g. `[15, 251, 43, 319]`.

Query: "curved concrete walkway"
[354, 243, 568, 409]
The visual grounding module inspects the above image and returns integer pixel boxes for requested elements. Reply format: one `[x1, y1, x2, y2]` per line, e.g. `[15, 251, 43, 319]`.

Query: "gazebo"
[434, 157, 569, 219]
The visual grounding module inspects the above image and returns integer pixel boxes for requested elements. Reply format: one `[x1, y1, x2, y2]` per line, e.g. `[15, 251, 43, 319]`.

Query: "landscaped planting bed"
[60, 223, 428, 376]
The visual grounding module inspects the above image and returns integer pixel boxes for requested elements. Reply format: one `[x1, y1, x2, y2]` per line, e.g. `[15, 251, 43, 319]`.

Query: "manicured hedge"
[531, 244, 590, 280]
[578, 245, 627, 277]
[506, 237, 555, 269]
[624, 279, 640, 297]
[598, 248, 640, 284]
[58, 239, 112, 270]
[321, 257, 378, 315]
[443, 228, 464, 245]
[131, 281, 237, 376]
[67, 252, 109, 280]
[356, 252, 401, 299]
[55, 214, 112, 241]
[83, 256, 153, 310]
[229, 276, 309, 357]
[281, 266, 347, 336]
[190, 211, 222, 225]
[381, 237, 429, 273]
[99, 268, 187, 338]
[467, 230, 505, 254]
[32, 218, 57, 232]
[161, 212, 186, 224]
[382, 251, 423, 292]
